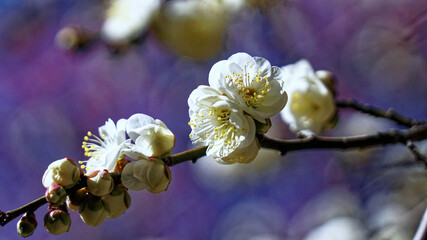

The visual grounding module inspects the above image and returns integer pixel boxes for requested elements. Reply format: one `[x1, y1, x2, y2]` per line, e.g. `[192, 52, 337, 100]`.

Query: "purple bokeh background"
[1, 0, 427, 239]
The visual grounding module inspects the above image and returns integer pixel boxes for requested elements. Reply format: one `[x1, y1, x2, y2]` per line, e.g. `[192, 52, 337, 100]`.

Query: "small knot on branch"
[407, 141, 427, 167]
[0, 210, 8, 227]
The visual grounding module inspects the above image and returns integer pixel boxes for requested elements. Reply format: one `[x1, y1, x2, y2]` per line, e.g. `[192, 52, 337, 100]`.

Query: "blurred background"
[1, 0, 427, 239]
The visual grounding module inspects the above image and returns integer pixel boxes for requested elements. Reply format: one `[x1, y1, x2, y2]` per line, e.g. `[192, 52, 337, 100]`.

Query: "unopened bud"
[17, 212, 37, 237]
[55, 25, 96, 51]
[102, 186, 131, 218]
[255, 118, 271, 134]
[42, 158, 81, 189]
[316, 70, 337, 97]
[44, 210, 71, 235]
[66, 188, 88, 212]
[87, 170, 114, 197]
[121, 158, 171, 193]
[79, 195, 110, 226]
[45, 184, 67, 206]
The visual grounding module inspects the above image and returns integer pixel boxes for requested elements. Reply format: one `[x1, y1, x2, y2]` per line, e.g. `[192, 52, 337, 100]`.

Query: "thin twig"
[336, 99, 425, 127]
[407, 141, 427, 167]
[413, 205, 427, 240]
[260, 124, 427, 155]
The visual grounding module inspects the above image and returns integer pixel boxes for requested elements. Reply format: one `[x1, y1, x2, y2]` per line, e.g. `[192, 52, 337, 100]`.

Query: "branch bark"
[336, 99, 425, 127]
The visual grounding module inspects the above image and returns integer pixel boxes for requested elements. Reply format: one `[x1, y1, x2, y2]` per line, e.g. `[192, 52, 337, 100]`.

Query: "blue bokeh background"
[1, 0, 427, 239]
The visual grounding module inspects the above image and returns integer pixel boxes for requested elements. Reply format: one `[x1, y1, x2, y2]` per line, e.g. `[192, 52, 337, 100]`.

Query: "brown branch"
[336, 99, 425, 127]
[0, 197, 46, 227]
[259, 124, 427, 155]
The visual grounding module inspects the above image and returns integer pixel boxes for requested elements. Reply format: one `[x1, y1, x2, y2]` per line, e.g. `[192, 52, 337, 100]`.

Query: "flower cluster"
[36, 113, 174, 235]
[188, 52, 288, 164]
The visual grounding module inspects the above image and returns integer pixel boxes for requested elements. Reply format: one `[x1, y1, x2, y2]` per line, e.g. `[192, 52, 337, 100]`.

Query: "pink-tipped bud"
[45, 184, 67, 206]
[66, 188, 88, 212]
[87, 170, 114, 197]
[44, 210, 71, 235]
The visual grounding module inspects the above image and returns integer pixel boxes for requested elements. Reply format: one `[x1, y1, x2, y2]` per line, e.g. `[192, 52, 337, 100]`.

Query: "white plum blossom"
[154, 0, 228, 60]
[124, 113, 175, 159]
[101, 0, 162, 45]
[121, 158, 171, 193]
[280, 59, 336, 134]
[208, 52, 288, 123]
[188, 85, 258, 164]
[81, 118, 131, 173]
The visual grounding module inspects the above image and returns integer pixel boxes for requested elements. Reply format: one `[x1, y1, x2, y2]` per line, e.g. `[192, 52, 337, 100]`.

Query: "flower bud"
[121, 158, 171, 193]
[45, 184, 67, 206]
[102, 186, 131, 218]
[87, 170, 114, 197]
[79, 195, 110, 226]
[44, 210, 71, 235]
[255, 118, 271, 134]
[42, 158, 80, 189]
[55, 25, 95, 51]
[17, 212, 37, 237]
[66, 188, 88, 212]
[316, 70, 337, 97]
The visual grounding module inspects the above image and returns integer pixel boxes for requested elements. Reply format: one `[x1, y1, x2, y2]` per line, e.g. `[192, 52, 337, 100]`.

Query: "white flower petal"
[280, 59, 335, 134]
[188, 85, 257, 163]
[126, 113, 156, 141]
[208, 52, 288, 123]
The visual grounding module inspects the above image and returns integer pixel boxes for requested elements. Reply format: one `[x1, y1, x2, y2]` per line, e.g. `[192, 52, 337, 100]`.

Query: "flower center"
[290, 92, 320, 118]
[225, 70, 271, 109]
[79, 131, 107, 171]
[189, 106, 243, 148]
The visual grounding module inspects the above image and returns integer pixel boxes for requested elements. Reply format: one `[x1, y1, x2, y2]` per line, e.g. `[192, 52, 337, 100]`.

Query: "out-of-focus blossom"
[101, 0, 162, 46]
[212, 199, 287, 239]
[124, 113, 175, 159]
[102, 186, 131, 218]
[42, 158, 81, 189]
[44, 210, 71, 235]
[280, 59, 335, 134]
[193, 148, 281, 191]
[81, 118, 130, 173]
[303, 217, 367, 240]
[86, 170, 115, 197]
[288, 188, 364, 239]
[209, 53, 287, 123]
[79, 195, 110, 227]
[188, 86, 258, 164]
[153, 0, 228, 60]
[121, 158, 171, 193]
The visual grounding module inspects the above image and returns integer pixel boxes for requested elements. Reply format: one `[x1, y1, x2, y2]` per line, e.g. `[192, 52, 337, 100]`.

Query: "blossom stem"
[336, 99, 425, 127]
[166, 146, 208, 166]
[0, 196, 46, 227]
